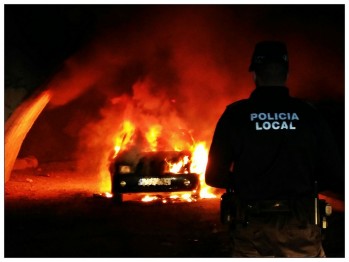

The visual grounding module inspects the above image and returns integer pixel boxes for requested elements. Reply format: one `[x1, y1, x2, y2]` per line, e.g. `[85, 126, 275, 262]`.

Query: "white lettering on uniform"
[256, 122, 262, 130]
[250, 112, 300, 131]
[263, 122, 271, 130]
[280, 122, 288, 129]
[272, 121, 280, 129]
[291, 113, 299, 120]
[279, 113, 286, 120]
[267, 113, 277, 120]
[259, 113, 267, 120]
[250, 113, 258, 121]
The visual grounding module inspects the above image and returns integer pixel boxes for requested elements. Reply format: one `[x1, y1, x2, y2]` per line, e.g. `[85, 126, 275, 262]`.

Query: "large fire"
[112, 120, 136, 158]
[103, 119, 216, 202]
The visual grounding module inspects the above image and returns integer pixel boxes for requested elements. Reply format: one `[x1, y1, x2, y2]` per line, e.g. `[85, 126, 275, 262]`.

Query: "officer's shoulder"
[290, 97, 319, 112]
[226, 99, 249, 111]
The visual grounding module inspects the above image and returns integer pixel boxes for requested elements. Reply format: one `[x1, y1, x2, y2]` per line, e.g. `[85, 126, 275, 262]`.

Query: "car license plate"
[138, 178, 173, 186]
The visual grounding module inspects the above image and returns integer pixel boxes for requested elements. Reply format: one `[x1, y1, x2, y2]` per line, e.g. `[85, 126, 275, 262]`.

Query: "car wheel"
[191, 183, 201, 200]
[191, 192, 200, 200]
[112, 193, 123, 204]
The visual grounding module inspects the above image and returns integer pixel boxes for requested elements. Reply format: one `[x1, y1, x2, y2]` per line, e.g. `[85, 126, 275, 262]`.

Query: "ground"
[4, 162, 344, 257]
[4, 162, 230, 257]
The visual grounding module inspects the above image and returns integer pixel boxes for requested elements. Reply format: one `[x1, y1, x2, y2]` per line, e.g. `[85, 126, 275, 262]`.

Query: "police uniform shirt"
[205, 86, 343, 200]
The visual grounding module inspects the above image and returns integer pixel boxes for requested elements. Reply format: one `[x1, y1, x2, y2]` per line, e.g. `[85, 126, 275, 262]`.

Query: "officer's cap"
[249, 41, 289, 72]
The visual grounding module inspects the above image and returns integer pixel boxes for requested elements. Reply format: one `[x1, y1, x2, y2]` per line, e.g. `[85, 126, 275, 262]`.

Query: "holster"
[243, 199, 292, 214]
[220, 192, 238, 224]
[220, 193, 332, 234]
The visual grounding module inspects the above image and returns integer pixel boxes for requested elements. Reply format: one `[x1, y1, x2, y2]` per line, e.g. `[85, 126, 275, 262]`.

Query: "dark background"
[5, 5, 345, 163]
[5, 5, 345, 97]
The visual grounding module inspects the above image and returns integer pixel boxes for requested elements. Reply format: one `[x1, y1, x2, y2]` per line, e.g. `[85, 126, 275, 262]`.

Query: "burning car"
[106, 120, 211, 203]
[109, 149, 201, 203]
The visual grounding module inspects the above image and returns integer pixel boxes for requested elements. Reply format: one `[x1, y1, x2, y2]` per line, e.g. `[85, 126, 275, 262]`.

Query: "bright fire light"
[191, 142, 216, 199]
[167, 155, 189, 173]
[142, 195, 160, 202]
[112, 120, 135, 158]
[103, 120, 217, 201]
[145, 125, 162, 151]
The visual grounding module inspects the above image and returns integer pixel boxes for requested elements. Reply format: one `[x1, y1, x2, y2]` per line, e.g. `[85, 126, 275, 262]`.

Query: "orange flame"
[167, 155, 189, 174]
[191, 142, 216, 199]
[104, 120, 217, 201]
[145, 125, 162, 151]
[112, 120, 135, 157]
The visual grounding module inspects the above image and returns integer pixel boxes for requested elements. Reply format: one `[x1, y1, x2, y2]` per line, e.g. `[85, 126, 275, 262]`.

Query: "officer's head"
[249, 41, 289, 86]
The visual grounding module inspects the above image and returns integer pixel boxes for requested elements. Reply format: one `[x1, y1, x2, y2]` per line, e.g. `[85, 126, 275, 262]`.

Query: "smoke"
[47, 6, 255, 139]
[31, 6, 343, 187]
[46, 6, 344, 104]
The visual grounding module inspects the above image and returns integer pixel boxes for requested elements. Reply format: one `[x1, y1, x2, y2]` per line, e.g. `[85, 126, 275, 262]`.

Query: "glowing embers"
[141, 192, 198, 203]
[96, 191, 201, 203]
[104, 192, 113, 198]
[93, 192, 113, 198]
[199, 187, 216, 199]
[142, 195, 160, 202]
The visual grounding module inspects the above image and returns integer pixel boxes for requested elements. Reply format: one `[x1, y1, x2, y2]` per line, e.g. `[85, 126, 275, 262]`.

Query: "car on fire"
[109, 149, 201, 203]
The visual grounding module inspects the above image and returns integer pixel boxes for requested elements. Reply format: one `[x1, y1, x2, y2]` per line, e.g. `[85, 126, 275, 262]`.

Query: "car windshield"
[136, 151, 191, 175]
[115, 150, 192, 176]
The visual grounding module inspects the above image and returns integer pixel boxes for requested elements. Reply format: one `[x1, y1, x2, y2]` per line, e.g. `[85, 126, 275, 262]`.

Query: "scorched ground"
[5, 161, 230, 257]
[4, 161, 344, 257]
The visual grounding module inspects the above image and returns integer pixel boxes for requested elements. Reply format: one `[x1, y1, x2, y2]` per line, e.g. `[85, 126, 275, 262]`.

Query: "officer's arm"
[205, 110, 235, 189]
[314, 110, 344, 198]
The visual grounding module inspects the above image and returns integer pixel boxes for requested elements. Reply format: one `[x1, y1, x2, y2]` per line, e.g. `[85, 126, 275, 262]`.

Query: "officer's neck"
[255, 80, 286, 87]
[254, 74, 287, 87]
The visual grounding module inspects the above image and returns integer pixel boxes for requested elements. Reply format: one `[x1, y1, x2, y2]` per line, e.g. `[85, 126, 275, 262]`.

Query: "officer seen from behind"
[205, 41, 343, 257]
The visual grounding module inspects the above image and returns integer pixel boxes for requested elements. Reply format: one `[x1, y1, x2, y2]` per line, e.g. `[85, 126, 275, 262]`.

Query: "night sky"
[5, 5, 345, 98]
[4, 4, 345, 162]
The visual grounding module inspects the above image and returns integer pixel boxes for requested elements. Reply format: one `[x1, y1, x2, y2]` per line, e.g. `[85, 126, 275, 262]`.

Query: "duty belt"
[243, 200, 292, 214]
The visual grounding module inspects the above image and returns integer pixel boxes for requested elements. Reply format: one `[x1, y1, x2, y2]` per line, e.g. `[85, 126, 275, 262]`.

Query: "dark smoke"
[19, 5, 344, 167]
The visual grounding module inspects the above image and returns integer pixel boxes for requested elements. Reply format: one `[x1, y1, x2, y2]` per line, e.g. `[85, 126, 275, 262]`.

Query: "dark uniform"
[205, 41, 343, 257]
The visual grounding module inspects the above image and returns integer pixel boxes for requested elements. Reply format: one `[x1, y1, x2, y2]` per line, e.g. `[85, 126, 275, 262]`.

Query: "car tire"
[191, 192, 200, 200]
[112, 193, 123, 204]
[191, 183, 201, 200]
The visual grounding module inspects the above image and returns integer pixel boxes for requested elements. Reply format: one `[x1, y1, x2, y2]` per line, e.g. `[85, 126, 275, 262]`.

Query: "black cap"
[249, 41, 289, 72]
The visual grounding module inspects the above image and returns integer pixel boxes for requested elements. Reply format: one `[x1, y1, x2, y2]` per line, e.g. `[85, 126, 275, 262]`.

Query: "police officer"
[205, 41, 343, 257]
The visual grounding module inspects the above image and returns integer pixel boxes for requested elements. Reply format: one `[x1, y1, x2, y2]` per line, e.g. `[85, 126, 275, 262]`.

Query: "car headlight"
[119, 165, 131, 174]
[183, 179, 191, 186]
